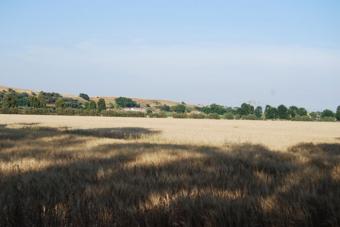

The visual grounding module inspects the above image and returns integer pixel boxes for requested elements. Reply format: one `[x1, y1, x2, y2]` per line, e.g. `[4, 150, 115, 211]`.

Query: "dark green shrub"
[97, 98, 106, 112]
[38, 91, 62, 104]
[171, 104, 186, 113]
[85, 101, 97, 110]
[115, 97, 139, 108]
[79, 93, 90, 101]
[201, 104, 226, 115]
[158, 104, 171, 112]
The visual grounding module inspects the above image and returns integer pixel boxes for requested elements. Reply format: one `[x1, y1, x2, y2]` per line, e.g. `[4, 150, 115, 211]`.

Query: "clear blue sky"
[1, 0, 339, 110]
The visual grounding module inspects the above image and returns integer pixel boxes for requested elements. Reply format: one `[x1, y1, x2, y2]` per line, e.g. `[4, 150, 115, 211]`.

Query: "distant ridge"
[0, 85, 182, 107]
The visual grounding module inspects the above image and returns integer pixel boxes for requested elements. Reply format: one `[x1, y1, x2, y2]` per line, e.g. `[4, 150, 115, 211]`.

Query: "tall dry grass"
[0, 124, 339, 226]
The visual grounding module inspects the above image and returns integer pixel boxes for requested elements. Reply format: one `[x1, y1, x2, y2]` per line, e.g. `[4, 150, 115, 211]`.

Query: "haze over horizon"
[1, 1, 339, 111]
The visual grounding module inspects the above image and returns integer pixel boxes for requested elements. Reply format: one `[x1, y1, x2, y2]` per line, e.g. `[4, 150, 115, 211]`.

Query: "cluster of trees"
[115, 97, 139, 108]
[1, 89, 340, 121]
[0, 89, 46, 108]
[196, 103, 340, 121]
[0, 89, 140, 113]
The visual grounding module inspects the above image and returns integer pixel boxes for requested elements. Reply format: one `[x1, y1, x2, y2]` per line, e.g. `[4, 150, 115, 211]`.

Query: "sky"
[0, 0, 339, 110]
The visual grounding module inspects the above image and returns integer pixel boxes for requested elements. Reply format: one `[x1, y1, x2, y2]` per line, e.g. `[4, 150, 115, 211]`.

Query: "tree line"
[0, 89, 339, 121]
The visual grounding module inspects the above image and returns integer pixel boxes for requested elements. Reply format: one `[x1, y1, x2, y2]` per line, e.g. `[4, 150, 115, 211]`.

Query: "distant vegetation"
[0, 88, 339, 121]
[115, 97, 139, 108]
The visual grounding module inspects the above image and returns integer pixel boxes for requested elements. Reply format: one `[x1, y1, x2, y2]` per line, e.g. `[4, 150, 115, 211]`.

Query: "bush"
[207, 113, 220, 119]
[85, 101, 97, 110]
[79, 93, 90, 101]
[320, 117, 336, 122]
[97, 98, 106, 112]
[115, 97, 139, 108]
[242, 114, 257, 120]
[101, 110, 146, 118]
[148, 112, 167, 118]
[201, 104, 226, 115]
[171, 104, 186, 113]
[38, 91, 62, 104]
[222, 112, 234, 119]
[158, 104, 171, 112]
[321, 109, 335, 118]
[189, 113, 206, 119]
[310, 112, 321, 121]
[291, 115, 312, 121]
[172, 113, 187, 118]
[234, 114, 241, 120]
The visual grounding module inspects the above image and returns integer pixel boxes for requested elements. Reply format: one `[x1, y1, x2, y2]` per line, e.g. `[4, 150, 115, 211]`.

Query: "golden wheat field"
[1, 114, 340, 226]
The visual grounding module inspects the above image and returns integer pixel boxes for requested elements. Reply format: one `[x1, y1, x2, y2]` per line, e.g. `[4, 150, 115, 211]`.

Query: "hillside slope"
[0, 85, 181, 107]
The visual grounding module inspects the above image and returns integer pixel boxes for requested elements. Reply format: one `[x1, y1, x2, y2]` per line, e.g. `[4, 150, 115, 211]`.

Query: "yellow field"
[0, 114, 340, 226]
[1, 114, 340, 149]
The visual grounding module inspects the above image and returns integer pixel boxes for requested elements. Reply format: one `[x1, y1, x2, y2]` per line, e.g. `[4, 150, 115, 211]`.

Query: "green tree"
[2, 90, 17, 108]
[159, 104, 171, 112]
[115, 97, 139, 108]
[38, 91, 62, 104]
[297, 107, 308, 116]
[209, 104, 226, 115]
[321, 109, 335, 118]
[85, 100, 97, 110]
[16, 92, 30, 107]
[97, 98, 106, 112]
[37, 92, 47, 107]
[336, 106, 340, 121]
[238, 103, 254, 116]
[201, 104, 226, 115]
[29, 96, 45, 108]
[79, 93, 90, 101]
[310, 112, 321, 121]
[265, 105, 278, 119]
[277, 105, 289, 119]
[171, 104, 186, 113]
[288, 106, 298, 118]
[254, 106, 263, 119]
[55, 98, 65, 108]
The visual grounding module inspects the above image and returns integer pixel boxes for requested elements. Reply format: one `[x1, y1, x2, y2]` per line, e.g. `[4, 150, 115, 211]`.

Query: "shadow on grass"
[67, 127, 160, 139]
[0, 124, 160, 141]
[0, 126, 339, 226]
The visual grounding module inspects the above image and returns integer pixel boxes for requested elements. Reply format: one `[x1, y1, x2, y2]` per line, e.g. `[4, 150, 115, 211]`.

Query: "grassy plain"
[0, 114, 340, 226]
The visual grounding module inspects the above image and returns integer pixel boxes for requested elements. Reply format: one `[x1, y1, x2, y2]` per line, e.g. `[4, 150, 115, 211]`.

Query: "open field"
[1, 114, 340, 150]
[1, 114, 340, 226]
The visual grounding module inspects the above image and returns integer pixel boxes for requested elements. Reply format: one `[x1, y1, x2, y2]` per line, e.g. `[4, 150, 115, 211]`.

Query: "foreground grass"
[0, 124, 339, 226]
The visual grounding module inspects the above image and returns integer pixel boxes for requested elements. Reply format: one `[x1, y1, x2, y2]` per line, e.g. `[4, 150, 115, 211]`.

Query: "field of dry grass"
[0, 114, 340, 226]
